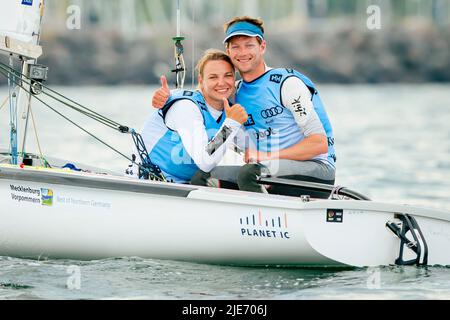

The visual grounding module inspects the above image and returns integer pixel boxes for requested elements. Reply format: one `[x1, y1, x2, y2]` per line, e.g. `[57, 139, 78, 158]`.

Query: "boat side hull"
[0, 169, 339, 266]
[1, 166, 450, 267]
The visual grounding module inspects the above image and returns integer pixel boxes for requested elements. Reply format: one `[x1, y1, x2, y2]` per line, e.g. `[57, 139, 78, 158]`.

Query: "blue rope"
[131, 130, 166, 181]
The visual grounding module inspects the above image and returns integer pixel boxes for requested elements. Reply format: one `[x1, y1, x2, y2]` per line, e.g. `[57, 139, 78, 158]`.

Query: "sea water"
[0, 84, 449, 300]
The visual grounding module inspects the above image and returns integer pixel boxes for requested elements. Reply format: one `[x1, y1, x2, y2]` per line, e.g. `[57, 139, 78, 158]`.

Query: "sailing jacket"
[236, 68, 336, 168]
[141, 90, 226, 183]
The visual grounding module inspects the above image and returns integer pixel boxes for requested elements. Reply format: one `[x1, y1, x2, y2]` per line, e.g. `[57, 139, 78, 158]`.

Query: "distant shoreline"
[1, 23, 449, 85]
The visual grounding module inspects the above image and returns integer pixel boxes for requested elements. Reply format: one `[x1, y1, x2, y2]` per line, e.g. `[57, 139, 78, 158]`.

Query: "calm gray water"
[0, 84, 449, 300]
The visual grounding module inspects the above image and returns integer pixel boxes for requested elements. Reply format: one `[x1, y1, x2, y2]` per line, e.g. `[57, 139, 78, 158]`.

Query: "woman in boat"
[129, 49, 248, 183]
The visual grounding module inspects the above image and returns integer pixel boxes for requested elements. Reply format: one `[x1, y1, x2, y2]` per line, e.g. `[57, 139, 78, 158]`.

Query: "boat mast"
[7, 55, 19, 164]
[19, 0, 46, 162]
[172, 0, 185, 89]
[0, 0, 44, 165]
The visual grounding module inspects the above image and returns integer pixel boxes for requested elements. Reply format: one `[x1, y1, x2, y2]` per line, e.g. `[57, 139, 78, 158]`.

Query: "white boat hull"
[1, 164, 450, 267]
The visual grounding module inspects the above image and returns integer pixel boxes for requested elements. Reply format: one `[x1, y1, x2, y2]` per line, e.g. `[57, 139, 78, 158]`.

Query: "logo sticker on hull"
[327, 209, 343, 223]
[240, 210, 290, 240]
[10, 184, 53, 206]
[41, 188, 53, 206]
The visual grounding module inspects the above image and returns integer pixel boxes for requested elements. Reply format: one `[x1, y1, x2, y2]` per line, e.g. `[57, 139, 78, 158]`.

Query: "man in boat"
[152, 16, 336, 192]
[129, 49, 248, 183]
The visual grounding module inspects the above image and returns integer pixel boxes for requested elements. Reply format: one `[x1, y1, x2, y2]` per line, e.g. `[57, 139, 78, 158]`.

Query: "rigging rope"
[131, 130, 166, 181]
[0, 61, 165, 181]
[29, 103, 47, 167]
[0, 62, 126, 132]
[20, 67, 37, 160]
[0, 95, 9, 111]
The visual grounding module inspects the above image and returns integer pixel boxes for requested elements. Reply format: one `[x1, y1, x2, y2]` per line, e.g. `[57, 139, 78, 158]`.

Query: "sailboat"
[1, 0, 449, 268]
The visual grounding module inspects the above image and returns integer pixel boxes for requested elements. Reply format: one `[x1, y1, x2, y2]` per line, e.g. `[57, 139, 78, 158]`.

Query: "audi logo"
[261, 106, 283, 119]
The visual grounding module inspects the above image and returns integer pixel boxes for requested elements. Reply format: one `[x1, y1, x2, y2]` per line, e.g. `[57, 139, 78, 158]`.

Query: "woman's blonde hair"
[196, 49, 235, 78]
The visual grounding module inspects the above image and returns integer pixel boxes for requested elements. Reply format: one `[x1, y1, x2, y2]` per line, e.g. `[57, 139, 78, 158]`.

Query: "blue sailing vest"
[236, 68, 336, 168]
[141, 90, 225, 183]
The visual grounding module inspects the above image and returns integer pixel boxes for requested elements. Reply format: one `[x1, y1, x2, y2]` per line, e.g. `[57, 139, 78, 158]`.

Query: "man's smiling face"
[226, 35, 266, 76]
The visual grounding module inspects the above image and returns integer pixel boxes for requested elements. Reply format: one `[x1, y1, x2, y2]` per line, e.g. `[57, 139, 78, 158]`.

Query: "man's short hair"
[224, 16, 265, 33]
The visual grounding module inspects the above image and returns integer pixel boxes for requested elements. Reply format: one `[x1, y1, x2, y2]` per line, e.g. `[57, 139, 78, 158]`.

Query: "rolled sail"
[0, 0, 43, 43]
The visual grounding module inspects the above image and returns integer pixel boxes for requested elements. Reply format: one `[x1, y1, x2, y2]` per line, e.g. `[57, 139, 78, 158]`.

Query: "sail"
[0, 0, 44, 58]
[0, 0, 43, 44]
